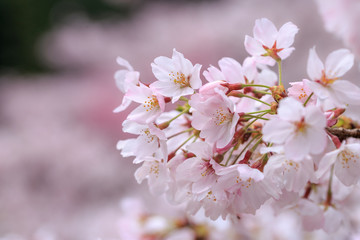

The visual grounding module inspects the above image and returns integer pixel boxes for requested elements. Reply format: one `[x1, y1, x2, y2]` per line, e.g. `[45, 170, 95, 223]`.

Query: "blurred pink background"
[1, 0, 360, 239]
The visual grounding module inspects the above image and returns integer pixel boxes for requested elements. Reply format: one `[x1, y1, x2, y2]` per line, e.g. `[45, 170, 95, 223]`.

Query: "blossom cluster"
[115, 18, 360, 233]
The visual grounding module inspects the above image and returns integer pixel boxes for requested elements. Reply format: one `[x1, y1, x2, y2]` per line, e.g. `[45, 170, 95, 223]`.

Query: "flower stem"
[253, 90, 272, 95]
[277, 60, 283, 86]
[231, 134, 261, 165]
[239, 94, 271, 107]
[245, 109, 271, 115]
[168, 106, 190, 123]
[173, 134, 195, 154]
[168, 128, 194, 139]
[325, 164, 335, 208]
[241, 84, 271, 89]
[250, 136, 263, 152]
[303, 92, 314, 106]
[244, 112, 269, 130]
[225, 147, 236, 166]
[243, 114, 269, 121]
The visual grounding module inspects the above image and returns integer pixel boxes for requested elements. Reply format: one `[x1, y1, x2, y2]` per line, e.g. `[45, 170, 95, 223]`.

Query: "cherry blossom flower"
[244, 18, 298, 65]
[262, 97, 327, 161]
[189, 90, 240, 148]
[216, 164, 279, 214]
[316, 141, 360, 186]
[151, 49, 202, 103]
[203, 57, 244, 84]
[116, 120, 167, 163]
[175, 142, 217, 195]
[125, 84, 165, 124]
[287, 80, 316, 105]
[113, 57, 140, 113]
[264, 152, 315, 192]
[135, 156, 168, 195]
[305, 47, 360, 108]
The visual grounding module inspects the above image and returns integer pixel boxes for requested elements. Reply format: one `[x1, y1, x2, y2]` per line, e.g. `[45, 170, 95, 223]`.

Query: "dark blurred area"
[0, 0, 216, 75]
[0, 0, 134, 74]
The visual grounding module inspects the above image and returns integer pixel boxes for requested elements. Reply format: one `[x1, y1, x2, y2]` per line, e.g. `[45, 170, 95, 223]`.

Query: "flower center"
[213, 107, 231, 126]
[169, 71, 190, 88]
[318, 70, 338, 86]
[295, 118, 306, 133]
[236, 177, 253, 188]
[143, 95, 159, 112]
[340, 149, 358, 169]
[298, 88, 308, 101]
[283, 159, 300, 172]
[141, 129, 156, 143]
[206, 191, 217, 202]
[149, 162, 160, 177]
[262, 41, 284, 61]
[200, 161, 215, 177]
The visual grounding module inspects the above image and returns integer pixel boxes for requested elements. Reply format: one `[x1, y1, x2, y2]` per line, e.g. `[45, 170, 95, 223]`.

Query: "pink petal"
[325, 49, 354, 78]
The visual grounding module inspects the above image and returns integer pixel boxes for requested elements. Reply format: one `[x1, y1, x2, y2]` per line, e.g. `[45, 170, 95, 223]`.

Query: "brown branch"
[326, 127, 360, 142]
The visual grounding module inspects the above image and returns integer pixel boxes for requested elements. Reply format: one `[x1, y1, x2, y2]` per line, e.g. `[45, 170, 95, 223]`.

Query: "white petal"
[151, 63, 173, 82]
[325, 49, 354, 78]
[242, 57, 257, 82]
[114, 70, 127, 93]
[253, 18, 277, 47]
[316, 149, 340, 179]
[153, 56, 174, 73]
[244, 35, 265, 56]
[304, 105, 326, 128]
[122, 120, 144, 134]
[203, 66, 225, 82]
[304, 79, 329, 99]
[263, 118, 295, 144]
[218, 57, 244, 83]
[116, 56, 133, 71]
[277, 47, 295, 60]
[186, 142, 212, 160]
[323, 207, 343, 233]
[189, 63, 202, 89]
[332, 80, 360, 105]
[172, 49, 193, 76]
[334, 144, 360, 186]
[285, 132, 310, 161]
[307, 47, 324, 81]
[276, 22, 299, 49]
[307, 127, 327, 155]
[113, 97, 132, 113]
[277, 97, 304, 122]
